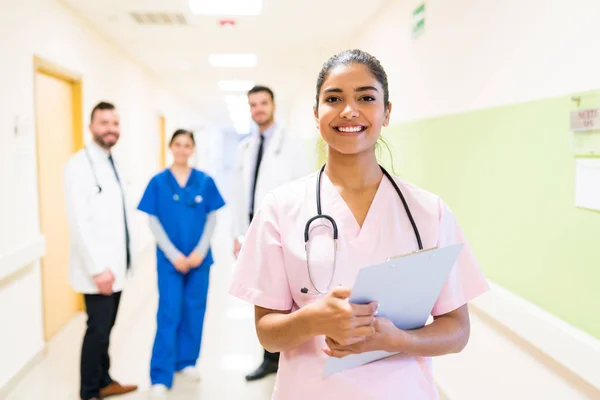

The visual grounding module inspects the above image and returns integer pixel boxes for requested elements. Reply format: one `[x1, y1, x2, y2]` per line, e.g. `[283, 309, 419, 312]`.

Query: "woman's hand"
[187, 251, 204, 268]
[173, 255, 190, 274]
[233, 238, 242, 259]
[308, 286, 378, 346]
[323, 316, 403, 358]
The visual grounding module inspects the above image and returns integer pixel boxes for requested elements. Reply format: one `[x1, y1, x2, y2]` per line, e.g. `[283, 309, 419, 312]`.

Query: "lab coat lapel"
[254, 126, 284, 193]
[242, 138, 254, 217]
[266, 125, 284, 159]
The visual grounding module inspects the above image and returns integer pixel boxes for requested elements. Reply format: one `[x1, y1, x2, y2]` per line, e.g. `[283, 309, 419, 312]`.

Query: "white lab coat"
[231, 125, 316, 241]
[63, 140, 133, 294]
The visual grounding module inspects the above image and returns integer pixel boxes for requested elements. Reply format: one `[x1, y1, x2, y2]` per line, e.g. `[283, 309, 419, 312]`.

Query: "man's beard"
[95, 134, 118, 148]
[255, 115, 273, 127]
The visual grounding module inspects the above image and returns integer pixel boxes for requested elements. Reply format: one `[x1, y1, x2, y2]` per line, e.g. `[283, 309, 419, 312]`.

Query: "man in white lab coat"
[63, 102, 137, 400]
[231, 86, 316, 381]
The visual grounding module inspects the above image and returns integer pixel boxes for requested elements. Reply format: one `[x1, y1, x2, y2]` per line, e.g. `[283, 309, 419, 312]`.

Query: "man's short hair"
[247, 85, 274, 102]
[91, 101, 116, 122]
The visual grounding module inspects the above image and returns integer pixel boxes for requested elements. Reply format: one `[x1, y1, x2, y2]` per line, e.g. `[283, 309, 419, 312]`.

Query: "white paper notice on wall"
[574, 158, 600, 211]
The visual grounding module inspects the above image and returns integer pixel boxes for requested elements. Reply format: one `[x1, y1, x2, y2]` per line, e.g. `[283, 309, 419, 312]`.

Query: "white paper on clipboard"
[323, 243, 464, 376]
[575, 158, 600, 211]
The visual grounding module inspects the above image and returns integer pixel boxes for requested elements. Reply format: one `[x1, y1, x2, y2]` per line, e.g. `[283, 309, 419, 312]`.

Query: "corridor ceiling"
[58, 0, 392, 133]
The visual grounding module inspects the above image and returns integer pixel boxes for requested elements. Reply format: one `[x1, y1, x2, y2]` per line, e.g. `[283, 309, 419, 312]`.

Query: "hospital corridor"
[3, 206, 281, 399]
[1, 0, 600, 399]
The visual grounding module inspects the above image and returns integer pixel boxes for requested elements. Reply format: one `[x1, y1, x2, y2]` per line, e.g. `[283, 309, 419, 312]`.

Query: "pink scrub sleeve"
[229, 192, 294, 311]
[430, 199, 490, 317]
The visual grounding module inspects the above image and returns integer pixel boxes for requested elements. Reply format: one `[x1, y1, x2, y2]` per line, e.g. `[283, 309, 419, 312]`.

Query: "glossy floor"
[5, 211, 276, 399]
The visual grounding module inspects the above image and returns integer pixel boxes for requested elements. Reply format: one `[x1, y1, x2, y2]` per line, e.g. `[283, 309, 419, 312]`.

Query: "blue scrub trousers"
[150, 255, 211, 387]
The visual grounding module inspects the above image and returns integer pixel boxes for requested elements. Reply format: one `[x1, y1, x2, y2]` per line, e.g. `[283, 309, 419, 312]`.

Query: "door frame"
[34, 56, 84, 150]
[33, 56, 85, 332]
[159, 115, 166, 168]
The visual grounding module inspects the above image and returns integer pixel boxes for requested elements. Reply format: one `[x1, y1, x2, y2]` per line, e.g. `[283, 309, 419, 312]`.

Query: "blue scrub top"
[137, 168, 226, 267]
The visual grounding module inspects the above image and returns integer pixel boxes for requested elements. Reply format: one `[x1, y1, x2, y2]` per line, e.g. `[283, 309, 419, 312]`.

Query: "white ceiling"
[59, 0, 392, 132]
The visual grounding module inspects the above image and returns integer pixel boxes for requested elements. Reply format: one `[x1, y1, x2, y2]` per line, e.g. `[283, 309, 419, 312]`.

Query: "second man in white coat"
[231, 85, 315, 381]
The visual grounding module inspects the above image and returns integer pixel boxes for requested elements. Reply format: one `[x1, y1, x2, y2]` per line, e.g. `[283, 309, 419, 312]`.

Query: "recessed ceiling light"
[218, 80, 255, 91]
[209, 54, 257, 68]
[188, 0, 262, 16]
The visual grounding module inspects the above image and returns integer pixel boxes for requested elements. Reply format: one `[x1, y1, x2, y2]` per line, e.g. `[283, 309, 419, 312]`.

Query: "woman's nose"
[340, 101, 359, 119]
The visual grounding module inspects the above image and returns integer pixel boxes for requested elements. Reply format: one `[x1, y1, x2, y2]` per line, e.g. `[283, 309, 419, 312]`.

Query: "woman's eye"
[325, 97, 340, 103]
[361, 96, 375, 102]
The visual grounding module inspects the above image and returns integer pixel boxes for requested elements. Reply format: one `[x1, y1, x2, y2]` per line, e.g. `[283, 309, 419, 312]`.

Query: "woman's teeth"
[336, 126, 364, 133]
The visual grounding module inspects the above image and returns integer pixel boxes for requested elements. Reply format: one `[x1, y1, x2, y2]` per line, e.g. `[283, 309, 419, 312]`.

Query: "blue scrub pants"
[150, 257, 211, 387]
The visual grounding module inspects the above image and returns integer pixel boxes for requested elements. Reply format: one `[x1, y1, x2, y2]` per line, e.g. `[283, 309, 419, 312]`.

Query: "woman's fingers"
[326, 336, 363, 349]
[322, 340, 358, 358]
[330, 286, 352, 299]
[351, 325, 376, 338]
[351, 301, 378, 317]
[352, 315, 375, 328]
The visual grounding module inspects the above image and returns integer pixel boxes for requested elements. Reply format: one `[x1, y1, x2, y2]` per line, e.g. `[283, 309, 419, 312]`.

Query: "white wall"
[288, 0, 600, 126]
[283, 0, 600, 398]
[0, 0, 203, 390]
[359, 0, 600, 123]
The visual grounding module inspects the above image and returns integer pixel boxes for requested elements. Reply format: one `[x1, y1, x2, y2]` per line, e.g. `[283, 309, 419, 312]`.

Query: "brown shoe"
[99, 381, 138, 397]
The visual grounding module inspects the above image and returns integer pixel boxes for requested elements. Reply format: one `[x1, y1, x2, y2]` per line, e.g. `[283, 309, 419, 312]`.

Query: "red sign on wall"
[571, 108, 600, 132]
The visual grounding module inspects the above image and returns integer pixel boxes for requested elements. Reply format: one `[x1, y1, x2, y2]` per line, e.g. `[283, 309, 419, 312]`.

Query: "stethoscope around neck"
[300, 164, 423, 295]
[84, 147, 102, 194]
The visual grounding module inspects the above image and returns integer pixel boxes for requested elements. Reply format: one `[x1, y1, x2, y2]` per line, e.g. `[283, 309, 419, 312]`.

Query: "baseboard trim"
[0, 345, 47, 399]
[470, 280, 600, 391]
[0, 236, 45, 283]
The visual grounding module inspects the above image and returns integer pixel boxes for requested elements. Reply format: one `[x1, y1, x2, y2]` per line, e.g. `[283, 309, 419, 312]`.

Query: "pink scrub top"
[229, 171, 490, 400]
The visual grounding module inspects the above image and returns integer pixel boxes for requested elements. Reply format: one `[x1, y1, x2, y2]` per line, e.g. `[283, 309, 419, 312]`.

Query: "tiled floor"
[5, 209, 276, 399]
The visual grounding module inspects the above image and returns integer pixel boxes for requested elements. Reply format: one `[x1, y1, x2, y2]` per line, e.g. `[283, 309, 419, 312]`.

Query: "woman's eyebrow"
[355, 86, 379, 92]
[322, 86, 379, 94]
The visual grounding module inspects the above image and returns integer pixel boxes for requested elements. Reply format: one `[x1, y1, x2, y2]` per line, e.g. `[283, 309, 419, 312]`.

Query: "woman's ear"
[313, 106, 319, 128]
[383, 102, 392, 127]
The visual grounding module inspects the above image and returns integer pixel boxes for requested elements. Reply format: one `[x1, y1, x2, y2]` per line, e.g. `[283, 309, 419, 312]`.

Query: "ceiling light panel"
[209, 54, 257, 68]
[218, 80, 255, 91]
[188, 0, 262, 16]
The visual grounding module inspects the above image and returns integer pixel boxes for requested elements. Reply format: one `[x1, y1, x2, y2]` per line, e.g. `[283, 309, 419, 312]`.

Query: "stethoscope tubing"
[301, 164, 422, 295]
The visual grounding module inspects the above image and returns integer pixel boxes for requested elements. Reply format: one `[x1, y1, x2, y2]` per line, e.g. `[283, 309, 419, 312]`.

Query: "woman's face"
[170, 134, 194, 165]
[314, 63, 391, 156]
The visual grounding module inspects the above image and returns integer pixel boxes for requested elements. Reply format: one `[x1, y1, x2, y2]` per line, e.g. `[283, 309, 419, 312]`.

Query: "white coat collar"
[87, 138, 111, 162]
[254, 123, 284, 155]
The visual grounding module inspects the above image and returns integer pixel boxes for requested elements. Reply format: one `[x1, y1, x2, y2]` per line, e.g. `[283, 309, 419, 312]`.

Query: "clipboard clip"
[386, 246, 439, 262]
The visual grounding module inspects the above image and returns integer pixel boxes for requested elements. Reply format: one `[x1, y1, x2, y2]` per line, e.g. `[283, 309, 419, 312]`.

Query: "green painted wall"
[315, 92, 600, 338]
[381, 93, 600, 338]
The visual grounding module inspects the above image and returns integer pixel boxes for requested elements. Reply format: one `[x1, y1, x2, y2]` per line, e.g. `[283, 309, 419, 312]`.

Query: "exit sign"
[412, 3, 425, 39]
[571, 108, 600, 132]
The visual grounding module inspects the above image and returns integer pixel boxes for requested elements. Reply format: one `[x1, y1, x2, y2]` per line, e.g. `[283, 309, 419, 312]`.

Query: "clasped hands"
[173, 251, 204, 274]
[313, 287, 402, 359]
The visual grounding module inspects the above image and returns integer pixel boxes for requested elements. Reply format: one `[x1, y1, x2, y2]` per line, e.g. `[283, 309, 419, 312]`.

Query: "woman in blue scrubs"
[137, 129, 225, 397]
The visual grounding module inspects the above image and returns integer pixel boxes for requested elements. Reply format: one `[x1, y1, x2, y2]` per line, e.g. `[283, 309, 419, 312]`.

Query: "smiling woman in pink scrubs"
[229, 49, 489, 400]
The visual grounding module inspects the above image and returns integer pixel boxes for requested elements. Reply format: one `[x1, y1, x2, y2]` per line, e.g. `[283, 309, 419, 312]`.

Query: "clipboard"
[323, 243, 464, 376]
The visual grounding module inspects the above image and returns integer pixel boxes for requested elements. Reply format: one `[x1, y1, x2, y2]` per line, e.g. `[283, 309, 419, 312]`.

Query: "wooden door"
[34, 70, 82, 341]
[159, 115, 166, 168]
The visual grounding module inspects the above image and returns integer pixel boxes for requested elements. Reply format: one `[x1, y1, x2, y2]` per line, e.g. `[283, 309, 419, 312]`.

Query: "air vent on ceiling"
[130, 12, 187, 25]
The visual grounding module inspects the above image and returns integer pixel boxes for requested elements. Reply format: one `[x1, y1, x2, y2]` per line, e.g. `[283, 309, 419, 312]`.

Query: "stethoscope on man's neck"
[84, 144, 108, 194]
[300, 163, 423, 295]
